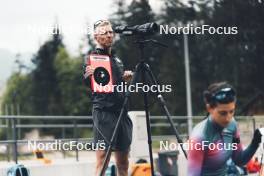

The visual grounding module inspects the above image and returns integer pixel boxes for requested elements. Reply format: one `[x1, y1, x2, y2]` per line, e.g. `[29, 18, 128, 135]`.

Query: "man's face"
[207, 102, 236, 127]
[94, 24, 114, 48]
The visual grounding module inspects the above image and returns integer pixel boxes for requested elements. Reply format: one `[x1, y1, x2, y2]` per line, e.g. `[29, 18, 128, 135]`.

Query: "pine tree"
[31, 28, 63, 115]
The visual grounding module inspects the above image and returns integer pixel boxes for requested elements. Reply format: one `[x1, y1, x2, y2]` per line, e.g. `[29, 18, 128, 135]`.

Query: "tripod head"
[134, 38, 168, 62]
[135, 39, 168, 48]
[114, 22, 167, 62]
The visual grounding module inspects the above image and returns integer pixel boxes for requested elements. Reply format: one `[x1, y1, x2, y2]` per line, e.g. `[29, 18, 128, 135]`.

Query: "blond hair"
[94, 20, 112, 31]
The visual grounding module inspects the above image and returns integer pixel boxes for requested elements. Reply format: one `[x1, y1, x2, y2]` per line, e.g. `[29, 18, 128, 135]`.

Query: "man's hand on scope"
[123, 70, 133, 82]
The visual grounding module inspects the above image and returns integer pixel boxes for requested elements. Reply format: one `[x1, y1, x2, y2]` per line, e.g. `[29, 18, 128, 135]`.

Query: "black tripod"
[99, 39, 187, 176]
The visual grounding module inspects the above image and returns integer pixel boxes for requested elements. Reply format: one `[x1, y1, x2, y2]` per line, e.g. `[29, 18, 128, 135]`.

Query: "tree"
[160, 0, 264, 114]
[54, 47, 92, 115]
[31, 30, 63, 115]
[2, 73, 33, 115]
[110, 0, 168, 113]
[155, 0, 199, 115]
[191, 0, 264, 113]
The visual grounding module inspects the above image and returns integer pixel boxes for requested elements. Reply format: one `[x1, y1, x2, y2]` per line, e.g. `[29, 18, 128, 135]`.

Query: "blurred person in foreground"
[188, 82, 262, 176]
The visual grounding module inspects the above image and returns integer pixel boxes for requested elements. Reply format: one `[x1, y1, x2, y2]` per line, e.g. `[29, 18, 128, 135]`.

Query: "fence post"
[73, 119, 79, 161]
[12, 117, 18, 163]
[62, 127, 66, 159]
[5, 117, 10, 162]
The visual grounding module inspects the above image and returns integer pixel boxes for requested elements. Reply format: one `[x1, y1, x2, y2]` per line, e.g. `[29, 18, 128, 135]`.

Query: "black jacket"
[83, 48, 125, 111]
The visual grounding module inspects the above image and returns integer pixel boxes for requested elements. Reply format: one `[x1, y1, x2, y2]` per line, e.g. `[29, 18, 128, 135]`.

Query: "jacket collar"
[95, 47, 115, 56]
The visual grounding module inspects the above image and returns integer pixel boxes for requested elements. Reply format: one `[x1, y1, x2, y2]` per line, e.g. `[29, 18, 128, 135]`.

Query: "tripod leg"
[141, 67, 155, 176]
[144, 64, 188, 159]
[99, 64, 141, 176]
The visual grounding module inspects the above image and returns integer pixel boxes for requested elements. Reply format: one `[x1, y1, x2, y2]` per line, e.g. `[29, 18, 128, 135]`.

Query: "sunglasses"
[94, 20, 108, 30]
[211, 87, 236, 104]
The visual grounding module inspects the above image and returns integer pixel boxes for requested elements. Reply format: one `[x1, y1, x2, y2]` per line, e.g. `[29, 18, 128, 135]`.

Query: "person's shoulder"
[190, 118, 208, 140]
[114, 56, 123, 64]
[193, 117, 208, 130]
[90, 50, 97, 54]
[111, 49, 116, 56]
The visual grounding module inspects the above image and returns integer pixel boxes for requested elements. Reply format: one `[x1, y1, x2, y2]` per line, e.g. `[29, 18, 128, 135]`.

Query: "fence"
[0, 115, 258, 163]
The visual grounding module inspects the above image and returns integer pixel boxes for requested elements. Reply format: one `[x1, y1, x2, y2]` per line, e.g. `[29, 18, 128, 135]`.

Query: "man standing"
[83, 20, 133, 176]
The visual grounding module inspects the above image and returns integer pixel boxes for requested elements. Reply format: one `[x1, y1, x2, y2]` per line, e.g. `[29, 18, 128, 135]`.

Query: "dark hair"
[203, 82, 236, 108]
